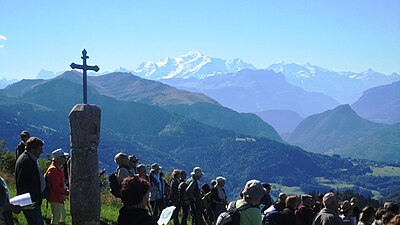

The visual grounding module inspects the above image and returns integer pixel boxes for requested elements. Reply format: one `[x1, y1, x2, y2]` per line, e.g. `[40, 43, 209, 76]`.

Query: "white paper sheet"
[157, 206, 176, 225]
[9, 193, 34, 207]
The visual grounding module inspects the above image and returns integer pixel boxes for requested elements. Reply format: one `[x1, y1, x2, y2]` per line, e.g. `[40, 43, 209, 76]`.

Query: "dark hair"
[359, 206, 375, 223]
[120, 175, 150, 206]
[25, 137, 44, 151]
[383, 212, 396, 225]
[201, 183, 211, 194]
[386, 203, 400, 215]
[210, 179, 217, 187]
[375, 207, 386, 220]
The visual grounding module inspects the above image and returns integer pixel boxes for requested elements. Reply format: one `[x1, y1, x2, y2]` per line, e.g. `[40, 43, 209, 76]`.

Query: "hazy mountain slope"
[352, 81, 400, 124]
[2, 72, 283, 141]
[289, 105, 400, 161]
[254, 110, 303, 135]
[163, 103, 282, 142]
[163, 69, 339, 117]
[0, 79, 377, 198]
[267, 62, 400, 103]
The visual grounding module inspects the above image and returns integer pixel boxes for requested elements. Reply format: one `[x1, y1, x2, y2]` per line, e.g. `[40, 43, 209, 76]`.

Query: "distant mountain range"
[163, 69, 339, 117]
[267, 62, 400, 103]
[352, 81, 400, 124]
[0, 72, 396, 199]
[288, 104, 400, 162]
[132, 50, 255, 80]
[2, 71, 282, 142]
[0, 77, 18, 89]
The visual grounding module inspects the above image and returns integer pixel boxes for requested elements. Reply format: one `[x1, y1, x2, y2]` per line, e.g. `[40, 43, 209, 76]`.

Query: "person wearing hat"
[230, 179, 266, 225]
[149, 163, 166, 219]
[15, 130, 30, 160]
[210, 176, 227, 221]
[114, 153, 134, 184]
[128, 155, 138, 174]
[45, 148, 70, 225]
[296, 194, 314, 225]
[260, 182, 273, 212]
[185, 167, 205, 225]
[15, 137, 45, 225]
[339, 200, 354, 225]
[312, 192, 343, 225]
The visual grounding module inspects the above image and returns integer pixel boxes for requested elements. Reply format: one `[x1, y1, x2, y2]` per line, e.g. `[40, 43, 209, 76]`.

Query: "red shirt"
[46, 162, 68, 204]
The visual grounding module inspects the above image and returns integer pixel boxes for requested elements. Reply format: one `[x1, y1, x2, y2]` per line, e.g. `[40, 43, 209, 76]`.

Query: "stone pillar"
[69, 104, 101, 225]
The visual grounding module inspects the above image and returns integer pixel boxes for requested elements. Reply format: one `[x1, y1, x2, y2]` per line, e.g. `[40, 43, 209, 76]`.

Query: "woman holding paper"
[118, 175, 166, 225]
[0, 176, 23, 225]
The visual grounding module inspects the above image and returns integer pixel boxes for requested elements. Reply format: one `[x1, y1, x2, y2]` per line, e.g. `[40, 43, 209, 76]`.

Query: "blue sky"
[1, 0, 399, 79]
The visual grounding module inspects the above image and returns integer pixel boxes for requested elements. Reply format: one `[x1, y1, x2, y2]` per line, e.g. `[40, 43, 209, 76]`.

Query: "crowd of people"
[0, 131, 399, 225]
[111, 151, 400, 225]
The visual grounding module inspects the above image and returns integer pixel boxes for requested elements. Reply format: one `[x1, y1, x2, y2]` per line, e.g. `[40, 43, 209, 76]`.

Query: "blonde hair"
[286, 196, 297, 209]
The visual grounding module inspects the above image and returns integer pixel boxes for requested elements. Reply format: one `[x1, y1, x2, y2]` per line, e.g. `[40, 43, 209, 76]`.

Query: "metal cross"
[70, 49, 100, 104]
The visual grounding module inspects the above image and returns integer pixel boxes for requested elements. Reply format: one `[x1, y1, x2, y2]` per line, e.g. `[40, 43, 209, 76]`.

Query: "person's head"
[114, 152, 129, 166]
[191, 167, 203, 180]
[322, 192, 338, 211]
[302, 194, 313, 206]
[51, 148, 69, 167]
[151, 163, 161, 174]
[120, 175, 150, 207]
[201, 183, 211, 194]
[242, 179, 266, 206]
[137, 164, 147, 176]
[374, 207, 386, 221]
[386, 203, 399, 215]
[180, 170, 187, 181]
[128, 155, 138, 169]
[359, 206, 375, 224]
[340, 200, 354, 216]
[286, 196, 297, 209]
[216, 176, 226, 187]
[387, 214, 400, 225]
[350, 197, 358, 206]
[210, 179, 217, 187]
[25, 137, 44, 159]
[20, 130, 30, 142]
[382, 212, 395, 225]
[172, 169, 181, 179]
[262, 183, 271, 194]
[279, 193, 287, 202]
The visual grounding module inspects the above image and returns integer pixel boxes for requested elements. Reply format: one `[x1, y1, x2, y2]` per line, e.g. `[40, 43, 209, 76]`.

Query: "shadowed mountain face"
[352, 81, 400, 124]
[162, 69, 339, 117]
[0, 79, 378, 197]
[1, 71, 282, 142]
[0, 77, 392, 199]
[288, 105, 400, 162]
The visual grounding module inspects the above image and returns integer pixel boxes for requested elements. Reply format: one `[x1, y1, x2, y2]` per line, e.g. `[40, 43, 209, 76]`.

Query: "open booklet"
[9, 193, 35, 209]
[157, 206, 176, 225]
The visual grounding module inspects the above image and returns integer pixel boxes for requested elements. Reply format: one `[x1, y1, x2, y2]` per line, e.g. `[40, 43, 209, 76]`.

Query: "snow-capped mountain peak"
[133, 50, 255, 80]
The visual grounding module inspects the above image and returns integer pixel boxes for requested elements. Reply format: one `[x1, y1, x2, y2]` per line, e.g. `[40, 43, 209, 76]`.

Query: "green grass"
[269, 183, 304, 197]
[3, 174, 187, 225]
[368, 166, 400, 177]
[315, 177, 355, 189]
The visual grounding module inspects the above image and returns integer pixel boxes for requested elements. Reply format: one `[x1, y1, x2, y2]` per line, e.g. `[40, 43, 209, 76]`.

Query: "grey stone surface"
[69, 104, 101, 225]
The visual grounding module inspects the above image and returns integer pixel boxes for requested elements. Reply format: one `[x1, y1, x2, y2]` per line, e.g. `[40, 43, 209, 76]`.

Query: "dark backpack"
[215, 201, 253, 225]
[109, 166, 130, 198]
[263, 210, 284, 225]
